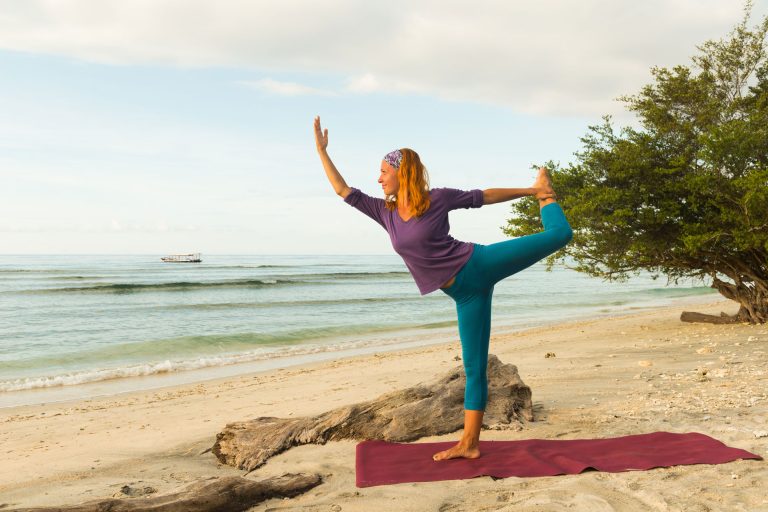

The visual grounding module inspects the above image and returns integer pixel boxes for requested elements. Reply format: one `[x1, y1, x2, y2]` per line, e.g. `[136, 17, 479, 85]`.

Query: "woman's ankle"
[538, 197, 556, 207]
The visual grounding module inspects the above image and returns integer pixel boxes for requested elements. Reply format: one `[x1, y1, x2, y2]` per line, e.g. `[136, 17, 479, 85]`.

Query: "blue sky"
[1, 0, 766, 254]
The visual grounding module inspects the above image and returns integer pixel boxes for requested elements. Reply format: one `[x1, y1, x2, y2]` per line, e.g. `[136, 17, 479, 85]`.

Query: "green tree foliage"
[504, 2, 768, 323]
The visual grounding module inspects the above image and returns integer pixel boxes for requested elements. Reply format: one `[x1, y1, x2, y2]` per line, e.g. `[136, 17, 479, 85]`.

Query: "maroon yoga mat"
[355, 431, 762, 487]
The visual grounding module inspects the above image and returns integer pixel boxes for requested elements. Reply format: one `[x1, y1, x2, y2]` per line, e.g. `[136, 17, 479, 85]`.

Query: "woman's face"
[378, 160, 399, 196]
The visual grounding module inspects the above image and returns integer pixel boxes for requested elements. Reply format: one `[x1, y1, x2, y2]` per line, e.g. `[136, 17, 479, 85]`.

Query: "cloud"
[0, 220, 200, 233]
[345, 73, 429, 95]
[0, 0, 762, 116]
[236, 78, 338, 96]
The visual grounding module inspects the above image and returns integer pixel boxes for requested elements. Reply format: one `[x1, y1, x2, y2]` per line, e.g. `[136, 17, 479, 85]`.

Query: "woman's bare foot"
[532, 166, 556, 200]
[432, 441, 481, 461]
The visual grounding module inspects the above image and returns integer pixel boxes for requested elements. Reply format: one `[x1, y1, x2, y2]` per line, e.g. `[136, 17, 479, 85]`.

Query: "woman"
[314, 115, 573, 461]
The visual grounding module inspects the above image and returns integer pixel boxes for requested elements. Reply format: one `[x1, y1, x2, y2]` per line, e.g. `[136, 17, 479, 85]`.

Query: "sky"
[1, 0, 766, 255]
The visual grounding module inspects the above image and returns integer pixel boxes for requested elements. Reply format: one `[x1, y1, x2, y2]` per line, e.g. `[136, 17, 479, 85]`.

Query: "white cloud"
[0, 220, 200, 233]
[237, 78, 337, 96]
[345, 73, 382, 93]
[0, 1, 763, 115]
[345, 73, 429, 95]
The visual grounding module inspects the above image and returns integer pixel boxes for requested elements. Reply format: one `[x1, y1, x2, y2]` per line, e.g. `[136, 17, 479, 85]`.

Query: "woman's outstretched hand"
[314, 116, 328, 153]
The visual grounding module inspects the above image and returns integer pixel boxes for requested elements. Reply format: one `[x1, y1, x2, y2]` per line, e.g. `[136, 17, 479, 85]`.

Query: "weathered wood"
[213, 353, 533, 472]
[680, 311, 745, 324]
[4, 473, 321, 512]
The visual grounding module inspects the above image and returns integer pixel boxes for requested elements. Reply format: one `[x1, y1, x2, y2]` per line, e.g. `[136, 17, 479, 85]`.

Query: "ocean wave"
[1, 323, 416, 371]
[0, 317, 461, 392]
[160, 296, 409, 310]
[210, 264, 293, 269]
[11, 278, 296, 294]
[47, 275, 108, 280]
[0, 345, 337, 392]
[0, 268, 70, 273]
[34, 279, 292, 294]
[12, 271, 411, 294]
[0, 331, 430, 393]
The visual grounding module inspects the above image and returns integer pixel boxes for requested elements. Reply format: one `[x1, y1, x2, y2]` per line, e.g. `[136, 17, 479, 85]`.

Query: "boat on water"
[161, 253, 202, 263]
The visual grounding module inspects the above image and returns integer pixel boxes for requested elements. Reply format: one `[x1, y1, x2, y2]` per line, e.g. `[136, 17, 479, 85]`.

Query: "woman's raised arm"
[314, 116, 351, 198]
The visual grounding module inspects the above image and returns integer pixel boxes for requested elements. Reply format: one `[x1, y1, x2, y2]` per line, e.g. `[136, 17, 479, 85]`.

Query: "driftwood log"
[212, 353, 533, 472]
[3, 473, 322, 512]
[680, 310, 749, 324]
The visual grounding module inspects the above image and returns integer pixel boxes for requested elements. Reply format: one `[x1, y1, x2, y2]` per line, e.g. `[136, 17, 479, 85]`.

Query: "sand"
[1, 298, 766, 511]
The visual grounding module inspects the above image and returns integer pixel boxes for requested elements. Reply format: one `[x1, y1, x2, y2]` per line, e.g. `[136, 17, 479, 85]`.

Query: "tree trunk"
[212, 354, 533, 472]
[682, 269, 767, 324]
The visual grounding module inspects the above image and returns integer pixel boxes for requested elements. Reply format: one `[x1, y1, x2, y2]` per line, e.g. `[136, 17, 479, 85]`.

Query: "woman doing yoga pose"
[314, 115, 573, 461]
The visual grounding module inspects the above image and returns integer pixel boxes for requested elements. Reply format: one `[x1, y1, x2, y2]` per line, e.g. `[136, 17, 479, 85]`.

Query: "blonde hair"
[384, 148, 431, 217]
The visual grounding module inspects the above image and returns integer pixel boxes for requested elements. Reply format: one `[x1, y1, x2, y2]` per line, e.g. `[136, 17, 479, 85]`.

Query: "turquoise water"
[0, 254, 719, 402]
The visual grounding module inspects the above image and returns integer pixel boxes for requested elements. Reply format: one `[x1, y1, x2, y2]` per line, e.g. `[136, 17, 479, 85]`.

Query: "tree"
[505, 1, 768, 324]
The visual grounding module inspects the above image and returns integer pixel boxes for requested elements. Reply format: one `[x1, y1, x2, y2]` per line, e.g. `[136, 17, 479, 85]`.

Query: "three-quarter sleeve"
[438, 187, 484, 210]
[343, 187, 387, 230]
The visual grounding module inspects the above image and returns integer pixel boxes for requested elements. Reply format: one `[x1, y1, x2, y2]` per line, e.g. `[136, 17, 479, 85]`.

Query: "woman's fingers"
[314, 116, 328, 150]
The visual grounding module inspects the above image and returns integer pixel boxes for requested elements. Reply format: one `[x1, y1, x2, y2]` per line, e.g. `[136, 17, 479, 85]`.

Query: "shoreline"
[0, 292, 720, 410]
[2, 295, 766, 510]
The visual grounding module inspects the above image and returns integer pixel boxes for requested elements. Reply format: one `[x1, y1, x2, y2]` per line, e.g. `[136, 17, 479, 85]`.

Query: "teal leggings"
[440, 202, 573, 411]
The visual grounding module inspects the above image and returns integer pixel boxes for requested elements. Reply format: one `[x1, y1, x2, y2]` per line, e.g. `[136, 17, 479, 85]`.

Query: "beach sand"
[1, 298, 766, 511]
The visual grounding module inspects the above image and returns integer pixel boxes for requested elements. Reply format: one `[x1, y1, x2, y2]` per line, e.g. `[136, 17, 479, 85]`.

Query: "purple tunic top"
[343, 186, 484, 295]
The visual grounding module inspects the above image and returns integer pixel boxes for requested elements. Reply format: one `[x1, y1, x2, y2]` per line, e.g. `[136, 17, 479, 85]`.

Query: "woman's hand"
[314, 116, 328, 153]
[315, 116, 348, 195]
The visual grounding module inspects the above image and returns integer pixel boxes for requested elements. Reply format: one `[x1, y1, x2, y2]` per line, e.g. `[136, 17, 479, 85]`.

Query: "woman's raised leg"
[483, 201, 573, 287]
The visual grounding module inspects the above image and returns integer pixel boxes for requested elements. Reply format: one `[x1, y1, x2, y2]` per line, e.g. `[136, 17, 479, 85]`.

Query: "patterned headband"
[383, 149, 402, 170]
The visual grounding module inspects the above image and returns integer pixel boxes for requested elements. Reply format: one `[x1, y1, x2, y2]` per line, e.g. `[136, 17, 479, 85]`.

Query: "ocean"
[0, 254, 720, 407]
